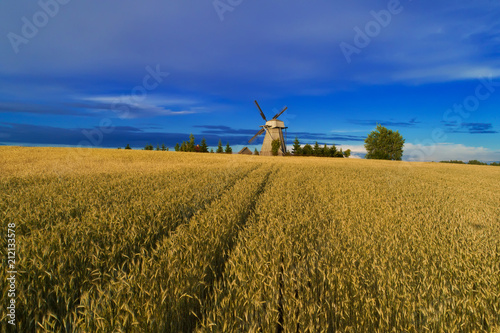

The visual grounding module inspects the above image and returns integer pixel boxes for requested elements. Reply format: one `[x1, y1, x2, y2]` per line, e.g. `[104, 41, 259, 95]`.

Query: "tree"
[200, 138, 209, 153]
[329, 144, 337, 157]
[180, 141, 187, 152]
[210, 148, 214, 153]
[468, 160, 487, 165]
[125, 144, 132, 150]
[292, 137, 301, 155]
[254, 148, 259, 155]
[271, 139, 281, 156]
[322, 144, 330, 157]
[188, 133, 195, 152]
[313, 142, 321, 156]
[365, 124, 405, 160]
[225, 142, 232, 154]
[440, 160, 464, 164]
[161, 143, 166, 151]
[174, 143, 180, 152]
[343, 149, 351, 158]
[156, 144, 160, 151]
[216, 140, 224, 153]
[144, 144, 153, 150]
[302, 144, 313, 156]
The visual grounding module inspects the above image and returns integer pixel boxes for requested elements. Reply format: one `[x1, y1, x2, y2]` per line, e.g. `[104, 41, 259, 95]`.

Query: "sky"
[0, 0, 499, 161]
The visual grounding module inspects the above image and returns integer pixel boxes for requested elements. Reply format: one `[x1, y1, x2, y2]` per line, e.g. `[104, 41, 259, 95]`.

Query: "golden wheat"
[1, 147, 499, 332]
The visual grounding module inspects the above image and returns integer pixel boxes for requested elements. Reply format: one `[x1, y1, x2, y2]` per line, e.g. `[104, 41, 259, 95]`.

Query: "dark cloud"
[193, 125, 365, 144]
[0, 102, 88, 117]
[193, 125, 257, 136]
[443, 122, 498, 134]
[288, 131, 365, 144]
[0, 122, 365, 148]
[348, 118, 420, 128]
[0, 122, 183, 147]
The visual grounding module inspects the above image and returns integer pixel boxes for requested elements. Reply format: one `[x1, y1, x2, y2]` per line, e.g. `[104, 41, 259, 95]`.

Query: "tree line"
[440, 160, 500, 166]
[174, 134, 232, 154]
[121, 134, 233, 153]
[290, 138, 351, 158]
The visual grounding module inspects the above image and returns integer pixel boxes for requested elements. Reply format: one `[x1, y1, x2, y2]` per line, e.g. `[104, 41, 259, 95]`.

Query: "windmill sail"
[272, 106, 287, 120]
[248, 128, 265, 143]
[254, 101, 267, 121]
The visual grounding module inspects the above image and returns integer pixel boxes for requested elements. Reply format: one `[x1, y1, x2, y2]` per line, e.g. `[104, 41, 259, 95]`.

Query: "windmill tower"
[249, 100, 288, 156]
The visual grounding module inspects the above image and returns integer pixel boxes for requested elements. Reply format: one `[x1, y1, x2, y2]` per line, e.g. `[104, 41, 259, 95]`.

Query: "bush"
[271, 139, 281, 156]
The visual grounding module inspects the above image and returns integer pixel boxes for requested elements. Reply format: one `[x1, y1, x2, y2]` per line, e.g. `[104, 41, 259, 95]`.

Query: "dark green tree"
[180, 141, 187, 152]
[216, 140, 224, 153]
[313, 142, 321, 156]
[210, 148, 214, 153]
[329, 144, 337, 157]
[174, 143, 180, 152]
[161, 144, 166, 151]
[292, 137, 301, 155]
[343, 149, 351, 158]
[440, 160, 465, 164]
[365, 124, 405, 160]
[323, 144, 330, 157]
[254, 148, 259, 155]
[271, 139, 281, 156]
[188, 133, 196, 152]
[302, 144, 313, 156]
[468, 160, 487, 165]
[225, 142, 232, 154]
[125, 144, 132, 150]
[200, 138, 209, 153]
[156, 144, 160, 151]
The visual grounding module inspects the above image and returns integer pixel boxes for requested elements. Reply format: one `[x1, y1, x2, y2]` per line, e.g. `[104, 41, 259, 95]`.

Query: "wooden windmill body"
[249, 101, 288, 156]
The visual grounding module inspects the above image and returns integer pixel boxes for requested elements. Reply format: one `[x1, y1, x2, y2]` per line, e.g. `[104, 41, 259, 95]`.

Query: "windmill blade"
[272, 106, 288, 119]
[254, 100, 267, 121]
[248, 128, 265, 143]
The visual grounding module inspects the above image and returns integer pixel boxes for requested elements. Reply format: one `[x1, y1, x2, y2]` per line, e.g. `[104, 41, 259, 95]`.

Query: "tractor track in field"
[17, 164, 259, 332]
[72, 164, 276, 332]
[181, 165, 277, 332]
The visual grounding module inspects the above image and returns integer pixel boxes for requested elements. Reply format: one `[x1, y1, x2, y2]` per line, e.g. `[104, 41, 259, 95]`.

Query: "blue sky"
[1, 0, 499, 161]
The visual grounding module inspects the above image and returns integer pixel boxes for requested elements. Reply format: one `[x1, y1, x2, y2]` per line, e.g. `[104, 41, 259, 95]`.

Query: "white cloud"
[404, 143, 500, 162]
[337, 144, 366, 159]
[81, 95, 206, 119]
[390, 65, 500, 84]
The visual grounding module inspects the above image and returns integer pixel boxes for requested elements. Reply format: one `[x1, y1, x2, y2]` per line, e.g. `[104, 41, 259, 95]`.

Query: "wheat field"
[1, 146, 499, 332]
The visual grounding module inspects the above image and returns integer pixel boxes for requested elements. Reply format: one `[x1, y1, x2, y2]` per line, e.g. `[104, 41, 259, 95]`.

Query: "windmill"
[248, 100, 288, 156]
